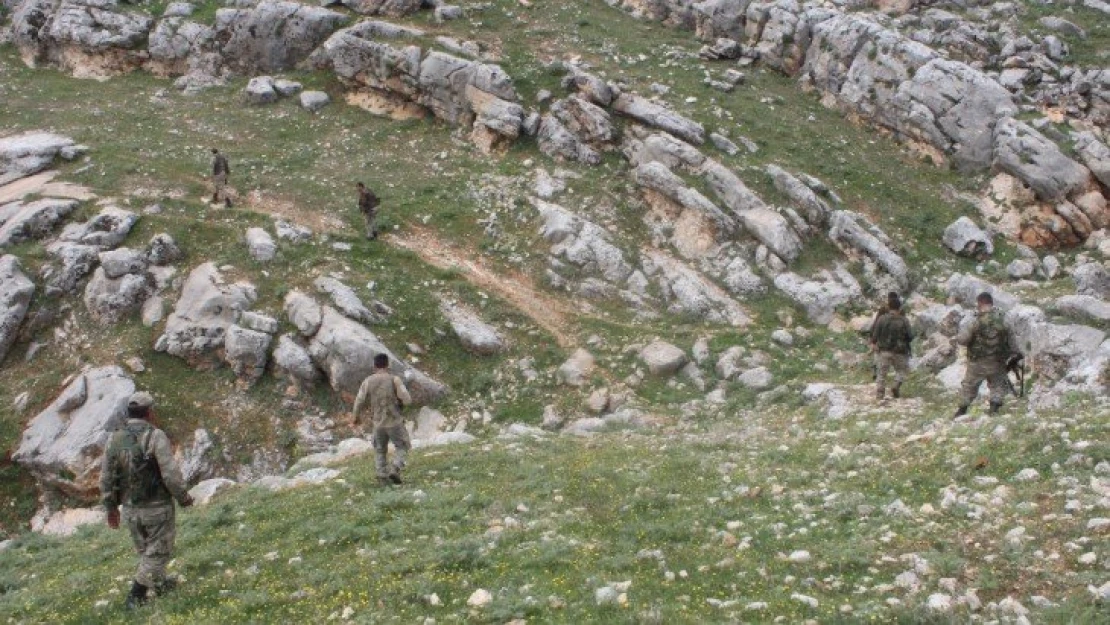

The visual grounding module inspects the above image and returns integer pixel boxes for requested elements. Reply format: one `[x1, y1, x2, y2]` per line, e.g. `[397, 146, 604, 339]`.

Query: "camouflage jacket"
[353, 371, 412, 429]
[100, 419, 190, 509]
[957, 310, 1014, 362]
[871, 311, 913, 354]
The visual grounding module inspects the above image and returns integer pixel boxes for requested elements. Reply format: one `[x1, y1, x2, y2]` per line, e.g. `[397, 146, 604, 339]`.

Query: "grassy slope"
[1, 402, 1107, 623]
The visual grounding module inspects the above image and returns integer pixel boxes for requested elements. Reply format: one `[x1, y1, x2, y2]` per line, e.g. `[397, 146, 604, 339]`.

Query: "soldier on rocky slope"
[356, 182, 381, 240]
[954, 292, 1022, 417]
[870, 292, 914, 401]
[210, 148, 232, 208]
[100, 392, 194, 609]
[352, 354, 413, 485]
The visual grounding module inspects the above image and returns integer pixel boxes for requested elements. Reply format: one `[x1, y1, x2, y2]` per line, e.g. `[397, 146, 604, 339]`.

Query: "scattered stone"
[300, 90, 331, 112]
[639, 340, 687, 376]
[1007, 259, 1034, 280]
[468, 588, 492, 608]
[246, 227, 277, 262]
[557, 348, 595, 387]
[441, 301, 504, 355]
[0, 255, 35, 363]
[147, 233, 184, 266]
[244, 76, 280, 105]
[737, 367, 773, 389]
[188, 478, 236, 506]
[943, 217, 993, 257]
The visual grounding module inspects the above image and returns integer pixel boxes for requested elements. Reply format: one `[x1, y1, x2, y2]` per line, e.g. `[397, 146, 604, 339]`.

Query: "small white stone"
[787, 550, 811, 563]
[467, 588, 492, 608]
[1078, 552, 1097, 565]
[926, 593, 953, 613]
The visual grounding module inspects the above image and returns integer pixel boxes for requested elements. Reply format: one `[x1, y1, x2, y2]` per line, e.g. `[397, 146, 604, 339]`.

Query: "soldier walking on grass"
[100, 392, 194, 609]
[870, 292, 914, 400]
[954, 291, 1022, 417]
[356, 181, 381, 240]
[353, 354, 413, 485]
[210, 148, 232, 208]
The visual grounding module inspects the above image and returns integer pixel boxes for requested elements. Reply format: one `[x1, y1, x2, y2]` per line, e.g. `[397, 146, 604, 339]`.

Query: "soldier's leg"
[892, 354, 909, 398]
[389, 425, 411, 473]
[956, 362, 987, 416]
[875, 353, 889, 399]
[372, 427, 390, 479]
[135, 506, 175, 590]
[123, 507, 152, 607]
[365, 213, 378, 240]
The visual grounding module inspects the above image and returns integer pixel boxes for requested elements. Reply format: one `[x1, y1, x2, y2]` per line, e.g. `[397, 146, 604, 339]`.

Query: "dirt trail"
[387, 229, 577, 348]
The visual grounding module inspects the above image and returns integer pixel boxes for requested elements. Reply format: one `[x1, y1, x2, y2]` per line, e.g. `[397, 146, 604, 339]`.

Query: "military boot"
[989, 401, 1002, 414]
[211, 193, 219, 204]
[125, 582, 149, 609]
[891, 384, 901, 399]
[953, 404, 969, 419]
[155, 577, 178, 596]
[388, 471, 403, 485]
[225, 198, 233, 209]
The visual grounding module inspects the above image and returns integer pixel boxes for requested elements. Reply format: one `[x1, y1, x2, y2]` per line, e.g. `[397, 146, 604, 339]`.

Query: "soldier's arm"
[352, 379, 369, 423]
[394, 376, 413, 408]
[150, 430, 191, 505]
[956, 317, 976, 346]
[99, 438, 121, 510]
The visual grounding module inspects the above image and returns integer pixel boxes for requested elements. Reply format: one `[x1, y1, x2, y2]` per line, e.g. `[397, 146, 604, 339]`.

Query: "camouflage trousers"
[960, 358, 1009, 405]
[123, 504, 176, 588]
[875, 351, 909, 397]
[212, 173, 229, 202]
[364, 211, 378, 239]
[372, 424, 410, 477]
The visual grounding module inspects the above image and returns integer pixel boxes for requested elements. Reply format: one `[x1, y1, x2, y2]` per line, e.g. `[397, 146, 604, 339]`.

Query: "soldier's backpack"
[359, 191, 380, 215]
[969, 311, 1010, 360]
[119, 422, 167, 505]
[874, 313, 911, 353]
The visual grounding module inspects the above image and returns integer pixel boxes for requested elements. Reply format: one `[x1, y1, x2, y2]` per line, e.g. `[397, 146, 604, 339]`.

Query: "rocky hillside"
[0, 0, 1107, 620]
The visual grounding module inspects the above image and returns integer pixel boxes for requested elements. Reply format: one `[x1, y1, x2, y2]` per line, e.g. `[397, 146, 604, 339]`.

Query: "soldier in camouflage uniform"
[870, 292, 914, 400]
[100, 392, 194, 609]
[353, 354, 413, 484]
[211, 148, 232, 208]
[954, 292, 1019, 417]
[356, 182, 380, 240]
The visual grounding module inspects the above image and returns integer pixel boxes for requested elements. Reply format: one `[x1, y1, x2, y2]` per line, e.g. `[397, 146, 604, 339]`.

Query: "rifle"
[1005, 354, 1025, 398]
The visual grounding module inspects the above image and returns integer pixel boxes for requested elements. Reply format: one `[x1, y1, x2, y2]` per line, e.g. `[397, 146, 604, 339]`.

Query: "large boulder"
[1074, 262, 1109, 298]
[214, 1, 348, 73]
[557, 348, 595, 387]
[632, 161, 737, 237]
[0, 198, 79, 248]
[537, 115, 601, 165]
[992, 118, 1091, 202]
[341, 0, 421, 17]
[44, 241, 99, 295]
[611, 93, 705, 145]
[13, 366, 134, 500]
[0, 255, 35, 364]
[1074, 132, 1110, 189]
[0, 131, 79, 185]
[155, 263, 257, 366]
[300, 303, 446, 404]
[942, 216, 993, 257]
[314, 276, 375, 323]
[945, 273, 1019, 312]
[1056, 295, 1110, 324]
[223, 324, 273, 383]
[639, 340, 687, 376]
[642, 250, 752, 326]
[272, 333, 320, 387]
[738, 207, 803, 264]
[828, 211, 909, 289]
[82, 266, 152, 324]
[440, 301, 504, 356]
[550, 96, 615, 145]
[245, 226, 276, 260]
[13, 0, 154, 76]
[773, 268, 862, 324]
[58, 206, 138, 249]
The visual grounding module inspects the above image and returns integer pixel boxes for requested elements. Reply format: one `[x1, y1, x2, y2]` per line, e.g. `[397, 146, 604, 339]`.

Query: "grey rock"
[946, 273, 1018, 312]
[285, 290, 324, 336]
[148, 17, 216, 73]
[300, 90, 330, 112]
[341, 0, 421, 17]
[639, 340, 687, 376]
[1007, 259, 1035, 280]
[611, 92, 705, 145]
[0, 131, 78, 185]
[1026, 321, 1106, 381]
[993, 118, 1089, 201]
[537, 115, 601, 165]
[272, 333, 320, 386]
[1073, 262, 1109, 298]
[632, 161, 737, 236]
[1041, 35, 1069, 62]
[215, 1, 348, 73]
[551, 96, 615, 145]
[1043, 255, 1061, 279]
[441, 301, 504, 355]
[13, 366, 134, 500]
[13, 0, 153, 74]
[766, 164, 832, 227]
[0, 198, 79, 248]
[1039, 16, 1085, 38]
[1075, 132, 1110, 188]
[942, 216, 993, 257]
[709, 133, 740, 155]
[244, 76, 279, 105]
[164, 2, 194, 17]
[147, 233, 183, 266]
[59, 206, 138, 249]
[272, 78, 302, 96]
[738, 366, 773, 389]
[83, 267, 152, 324]
[557, 348, 595, 387]
[1056, 295, 1110, 323]
[314, 276, 375, 323]
[771, 329, 794, 346]
[699, 37, 742, 60]
[237, 310, 278, 334]
[245, 227, 276, 261]
[0, 255, 35, 363]
[541, 404, 564, 430]
[156, 263, 257, 365]
[44, 242, 98, 295]
[773, 268, 862, 325]
[828, 211, 909, 289]
[642, 250, 752, 326]
[224, 324, 272, 383]
[563, 69, 614, 107]
[188, 478, 236, 506]
[737, 208, 803, 264]
[715, 345, 744, 380]
[624, 131, 706, 170]
[141, 295, 164, 327]
[178, 428, 215, 483]
[97, 247, 147, 279]
[275, 220, 313, 243]
[307, 305, 447, 404]
[434, 4, 463, 21]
